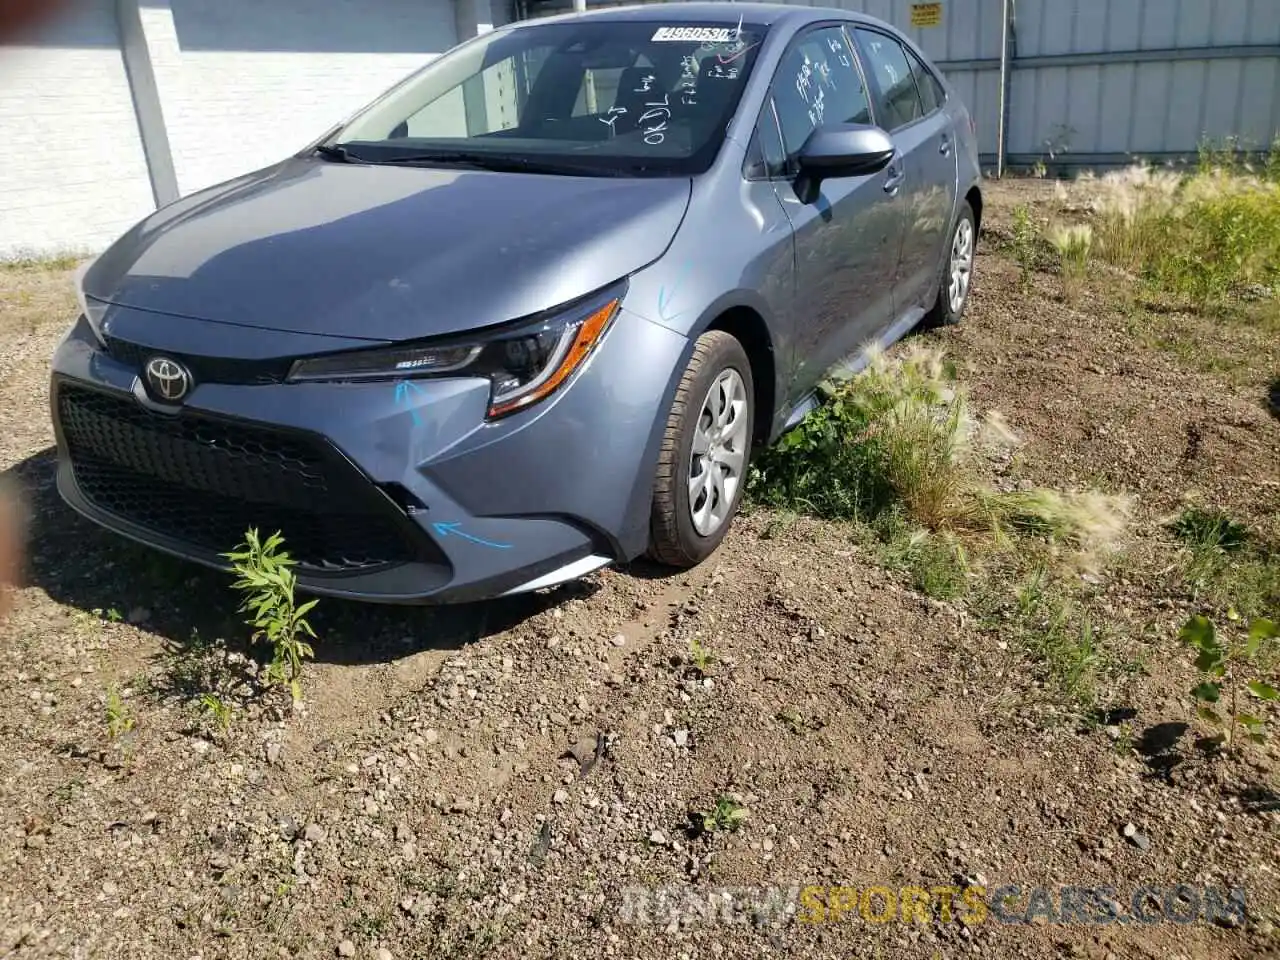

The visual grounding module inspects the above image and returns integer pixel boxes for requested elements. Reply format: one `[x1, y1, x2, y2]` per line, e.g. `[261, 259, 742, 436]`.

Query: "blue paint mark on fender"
[394, 380, 426, 425]
[657, 261, 693, 322]
[431, 521, 512, 550]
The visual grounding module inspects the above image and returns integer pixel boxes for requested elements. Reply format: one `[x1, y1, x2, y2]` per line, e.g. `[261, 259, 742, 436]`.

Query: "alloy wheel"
[687, 368, 749, 537]
[948, 217, 974, 314]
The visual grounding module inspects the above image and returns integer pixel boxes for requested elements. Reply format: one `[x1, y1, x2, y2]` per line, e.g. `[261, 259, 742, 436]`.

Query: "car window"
[854, 28, 924, 131]
[744, 104, 787, 179]
[328, 20, 769, 177]
[905, 47, 944, 114]
[770, 25, 873, 161]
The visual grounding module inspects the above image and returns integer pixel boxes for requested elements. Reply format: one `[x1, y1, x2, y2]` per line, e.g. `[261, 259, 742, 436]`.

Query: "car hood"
[84, 158, 692, 342]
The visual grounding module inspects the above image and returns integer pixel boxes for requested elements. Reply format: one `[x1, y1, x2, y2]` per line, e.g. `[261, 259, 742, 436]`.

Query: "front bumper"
[49, 305, 689, 603]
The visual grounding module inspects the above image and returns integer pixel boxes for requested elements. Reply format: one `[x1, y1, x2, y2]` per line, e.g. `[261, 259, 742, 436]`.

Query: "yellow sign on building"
[910, 2, 943, 28]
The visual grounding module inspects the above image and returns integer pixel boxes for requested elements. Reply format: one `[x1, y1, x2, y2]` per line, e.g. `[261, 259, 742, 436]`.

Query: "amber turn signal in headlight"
[285, 283, 625, 420]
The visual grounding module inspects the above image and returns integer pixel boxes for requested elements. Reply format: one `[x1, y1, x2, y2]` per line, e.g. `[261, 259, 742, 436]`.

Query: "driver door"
[765, 23, 907, 402]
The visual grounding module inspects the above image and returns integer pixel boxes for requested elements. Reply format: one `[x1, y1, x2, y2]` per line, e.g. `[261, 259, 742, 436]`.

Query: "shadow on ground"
[1134, 720, 1188, 780]
[3, 448, 595, 666]
[1268, 377, 1280, 419]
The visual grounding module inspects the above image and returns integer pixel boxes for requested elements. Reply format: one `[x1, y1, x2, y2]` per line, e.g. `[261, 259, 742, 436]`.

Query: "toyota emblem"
[144, 356, 192, 403]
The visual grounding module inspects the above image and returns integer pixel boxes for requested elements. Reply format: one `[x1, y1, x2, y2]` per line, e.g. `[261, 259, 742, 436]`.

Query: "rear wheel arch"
[965, 184, 983, 234]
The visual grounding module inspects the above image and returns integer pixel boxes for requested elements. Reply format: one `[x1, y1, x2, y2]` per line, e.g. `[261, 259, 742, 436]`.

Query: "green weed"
[1182, 613, 1278, 751]
[1047, 223, 1093, 303]
[1168, 508, 1279, 619]
[1007, 566, 1103, 712]
[198, 692, 235, 738]
[698, 795, 749, 834]
[1149, 173, 1280, 307]
[105, 685, 134, 739]
[880, 526, 969, 599]
[1012, 204, 1037, 290]
[1088, 165, 1180, 273]
[689, 637, 715, 676]
[223, 529, 317, 706]
[1069, 158, 1280, 309]
[1170, 507, 1250, 554]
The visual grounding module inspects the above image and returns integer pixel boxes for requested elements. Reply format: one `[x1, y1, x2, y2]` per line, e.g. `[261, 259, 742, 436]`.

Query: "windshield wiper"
[313, 143, 368, 163]
[365, 151, 625, 177]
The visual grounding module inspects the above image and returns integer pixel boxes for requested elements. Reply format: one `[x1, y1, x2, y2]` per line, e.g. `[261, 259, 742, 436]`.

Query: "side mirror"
[795, 123, 896, 202]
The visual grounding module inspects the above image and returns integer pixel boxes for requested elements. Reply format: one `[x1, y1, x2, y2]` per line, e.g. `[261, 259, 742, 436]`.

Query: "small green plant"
[1170, 507, 1250, 554]
[689, 637, 715, 675]
[880, 526, 969, 600]
[1007, 566, 1103, 712]
[1197, 134, 1245, 176]
[699, 795, 749, 834]
[1167, 508, 1279, 617]
[1048, 223, 1093, 303]
[760, 510, 799, 540]
[223, 529, 317, 705]
[775, 708, 826, 735]
[105, 685, 134, 739]
[1011, 204, 1037, 290]
[1182, 614, 1278, 750]
[198, 692, 235, 737]
[1265, 134, 1280, 184]
[1111, 723, 1135, 758]
[776, 708, 808, 735]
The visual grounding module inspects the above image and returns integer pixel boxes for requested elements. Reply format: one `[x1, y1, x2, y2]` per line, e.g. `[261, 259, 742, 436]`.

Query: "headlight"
[286, 285, 624, 419]
[72, 258, 108, 343]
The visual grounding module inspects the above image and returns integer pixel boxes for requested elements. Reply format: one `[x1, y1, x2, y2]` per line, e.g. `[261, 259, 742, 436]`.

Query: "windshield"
[324, 19, 769, 176]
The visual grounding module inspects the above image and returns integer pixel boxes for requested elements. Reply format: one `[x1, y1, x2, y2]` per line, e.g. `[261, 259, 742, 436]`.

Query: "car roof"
[519, 2, 890, 31]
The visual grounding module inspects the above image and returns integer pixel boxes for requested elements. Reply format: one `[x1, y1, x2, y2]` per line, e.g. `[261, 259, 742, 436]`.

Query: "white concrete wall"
[0, 0, 155, 259]
[145, 0, 460, 197]
[0, 0, 467, 259]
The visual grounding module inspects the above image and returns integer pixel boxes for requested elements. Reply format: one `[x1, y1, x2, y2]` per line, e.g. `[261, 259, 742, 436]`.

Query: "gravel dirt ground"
[0, 179, 1277, 960]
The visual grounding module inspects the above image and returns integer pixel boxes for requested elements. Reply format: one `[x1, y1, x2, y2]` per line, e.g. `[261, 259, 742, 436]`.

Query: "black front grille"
[57, 384, 434, 574]
[103, 335, 292, 385]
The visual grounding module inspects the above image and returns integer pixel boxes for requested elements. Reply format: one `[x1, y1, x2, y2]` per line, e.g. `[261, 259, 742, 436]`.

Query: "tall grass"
[1064, 154, 1280, 310]
[1090, 165, 1180, 272]
[750, 347, 1131, 573]
[751, 346, 993, 530]
[1047, 223, 1093, 303]
[1151, 170, 1280, 304]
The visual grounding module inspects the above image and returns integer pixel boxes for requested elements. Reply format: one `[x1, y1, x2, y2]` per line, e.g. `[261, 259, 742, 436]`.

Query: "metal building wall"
[1007, 0, 1280, 168]
[518, 0, 1280, 172]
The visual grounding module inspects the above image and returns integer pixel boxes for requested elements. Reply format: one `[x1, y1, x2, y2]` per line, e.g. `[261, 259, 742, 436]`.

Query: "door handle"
[939, 133, 952, 156]
[883, 158, 905, 194]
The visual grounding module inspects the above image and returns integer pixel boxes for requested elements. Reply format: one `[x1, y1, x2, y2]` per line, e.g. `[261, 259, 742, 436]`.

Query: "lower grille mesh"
[57, 384, 430, 574]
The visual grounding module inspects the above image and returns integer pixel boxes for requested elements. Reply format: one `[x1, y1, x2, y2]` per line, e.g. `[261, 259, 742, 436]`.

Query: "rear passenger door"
[764, 23, 907, 402]
[852, 28, 958, 314]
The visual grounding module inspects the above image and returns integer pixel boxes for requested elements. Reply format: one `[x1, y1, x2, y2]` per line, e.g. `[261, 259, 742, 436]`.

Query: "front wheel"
[923, 200, 976, 327]
[648, 331, 754, 568]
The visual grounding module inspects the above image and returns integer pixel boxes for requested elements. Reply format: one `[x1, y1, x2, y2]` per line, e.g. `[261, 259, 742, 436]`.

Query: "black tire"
[648, 330, 754, 568]
[923, 199, 977, 328]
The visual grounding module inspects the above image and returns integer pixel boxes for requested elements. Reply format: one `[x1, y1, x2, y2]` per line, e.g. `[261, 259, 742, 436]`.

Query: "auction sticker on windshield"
[652, 26, 738, 43]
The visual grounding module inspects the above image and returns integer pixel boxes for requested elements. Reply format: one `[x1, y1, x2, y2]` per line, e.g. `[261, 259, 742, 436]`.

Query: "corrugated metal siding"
[519, 0, 1280, 170]
[1009, 0, 1280, 164]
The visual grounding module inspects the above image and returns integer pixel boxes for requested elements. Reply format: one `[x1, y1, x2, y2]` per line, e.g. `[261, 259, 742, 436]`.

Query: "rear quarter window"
[905, 48, 945, 114]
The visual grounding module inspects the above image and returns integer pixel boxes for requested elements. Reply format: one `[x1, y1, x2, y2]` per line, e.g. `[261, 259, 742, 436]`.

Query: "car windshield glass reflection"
[323, 20, 769, 176]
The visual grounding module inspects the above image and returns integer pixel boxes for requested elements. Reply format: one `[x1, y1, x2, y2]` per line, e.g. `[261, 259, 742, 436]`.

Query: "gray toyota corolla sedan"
[50, 3, 981, 604]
